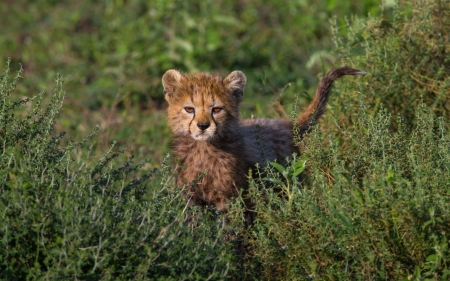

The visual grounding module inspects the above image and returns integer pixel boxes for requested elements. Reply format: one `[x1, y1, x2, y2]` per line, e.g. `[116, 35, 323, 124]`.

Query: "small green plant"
[266, 157, 306, 201]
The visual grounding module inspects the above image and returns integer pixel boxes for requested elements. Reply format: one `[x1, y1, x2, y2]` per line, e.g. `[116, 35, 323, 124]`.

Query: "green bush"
[333, 0, 450, 128]
[241, 104, 450, 280]
[233, 1, 450, 279]
[0, 59, 235, 280]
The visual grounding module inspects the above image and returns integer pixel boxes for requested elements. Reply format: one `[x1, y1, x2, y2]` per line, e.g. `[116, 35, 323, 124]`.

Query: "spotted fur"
[162, 67, 365, 212]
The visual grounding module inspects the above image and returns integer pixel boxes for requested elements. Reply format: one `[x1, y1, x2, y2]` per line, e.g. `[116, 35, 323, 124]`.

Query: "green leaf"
[269, 161, 286, 174]
[292, 160, 306, 177]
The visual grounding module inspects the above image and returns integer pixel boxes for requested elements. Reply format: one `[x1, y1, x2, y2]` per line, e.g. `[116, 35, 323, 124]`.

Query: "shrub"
[240, 99, 450, 280]
[332, 0, 450, 128]
[234, 1, 450, 278]
[0, 59, 235, 280]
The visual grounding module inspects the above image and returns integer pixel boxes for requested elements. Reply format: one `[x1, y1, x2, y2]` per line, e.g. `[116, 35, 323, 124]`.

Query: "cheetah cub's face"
[162, 70, 246, 141]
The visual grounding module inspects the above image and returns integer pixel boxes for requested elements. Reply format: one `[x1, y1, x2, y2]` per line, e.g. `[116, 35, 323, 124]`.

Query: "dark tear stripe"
[211, 111, 218, 129]
[188, 118, 194, 134]
[188, 112, 195, 135]
[188, 91, 195, 135]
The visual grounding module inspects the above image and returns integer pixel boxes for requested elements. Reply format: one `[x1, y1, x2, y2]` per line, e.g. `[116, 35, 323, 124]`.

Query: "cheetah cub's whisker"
[162, 66, 365, 213]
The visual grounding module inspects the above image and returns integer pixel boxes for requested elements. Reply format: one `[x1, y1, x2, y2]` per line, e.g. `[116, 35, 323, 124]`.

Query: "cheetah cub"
[162, 66, 364, 212]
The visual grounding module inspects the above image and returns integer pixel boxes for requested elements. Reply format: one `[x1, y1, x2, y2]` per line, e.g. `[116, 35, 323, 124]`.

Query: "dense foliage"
[1, 0, 449, 280]
[240, 1, 450, 278]
[334, 0, 450, 128]
[0, 60, 234, 279]
[242, 103, 450, 280]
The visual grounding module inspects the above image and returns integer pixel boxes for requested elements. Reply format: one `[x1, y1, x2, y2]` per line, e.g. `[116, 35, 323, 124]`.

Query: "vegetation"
[334, 0, 450, 128]
[0, 59, 234, 279]
[242, 103, 450, 280]
[1, 0, 449, 280]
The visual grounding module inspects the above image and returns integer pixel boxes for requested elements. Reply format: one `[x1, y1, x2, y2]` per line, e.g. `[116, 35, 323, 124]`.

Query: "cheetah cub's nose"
[197, 122, 210, 130]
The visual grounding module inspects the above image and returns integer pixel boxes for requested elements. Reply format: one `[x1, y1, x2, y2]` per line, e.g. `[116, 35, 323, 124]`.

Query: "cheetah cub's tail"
[296, 66, 365, 135]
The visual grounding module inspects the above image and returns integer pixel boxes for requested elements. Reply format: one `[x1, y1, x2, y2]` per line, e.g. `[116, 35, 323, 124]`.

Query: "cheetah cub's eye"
[184, 107, 195, 114]
[212, 107, 222, 114]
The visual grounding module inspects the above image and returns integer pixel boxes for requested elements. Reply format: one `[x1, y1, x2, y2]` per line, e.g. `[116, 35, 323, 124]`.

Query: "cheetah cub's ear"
[223, 71, 246, 102]
[162, 69, 183, 100]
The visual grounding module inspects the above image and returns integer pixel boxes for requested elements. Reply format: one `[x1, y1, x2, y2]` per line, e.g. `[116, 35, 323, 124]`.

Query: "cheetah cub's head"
[162, 70, 246, 141]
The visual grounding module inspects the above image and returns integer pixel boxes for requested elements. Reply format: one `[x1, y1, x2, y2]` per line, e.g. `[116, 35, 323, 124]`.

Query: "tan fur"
[162, 67, 365, 212]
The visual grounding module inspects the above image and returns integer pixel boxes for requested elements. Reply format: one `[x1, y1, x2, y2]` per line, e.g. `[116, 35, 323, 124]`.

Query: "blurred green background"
[1, 0, 388, 164]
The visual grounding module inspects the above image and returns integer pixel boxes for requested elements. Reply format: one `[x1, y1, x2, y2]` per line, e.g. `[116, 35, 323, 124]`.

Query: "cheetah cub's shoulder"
[162, 67, 365, 211]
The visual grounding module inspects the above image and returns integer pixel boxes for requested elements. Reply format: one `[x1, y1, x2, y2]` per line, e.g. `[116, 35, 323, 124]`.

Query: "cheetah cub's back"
[162, 67, 365, 212]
